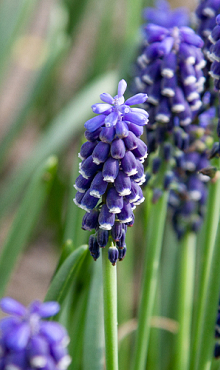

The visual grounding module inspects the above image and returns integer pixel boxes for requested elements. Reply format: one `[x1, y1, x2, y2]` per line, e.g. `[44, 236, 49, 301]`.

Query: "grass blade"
[0, 156, 58, 297]
[190, 171, 220, 370]
[83, 258, 105, 370]
[0, 0, 37, 82]
[132, 192, 168, 370]
[174, 232, 196, 370]
[0, 31, 68, 168]
[45, 245, 88, 304]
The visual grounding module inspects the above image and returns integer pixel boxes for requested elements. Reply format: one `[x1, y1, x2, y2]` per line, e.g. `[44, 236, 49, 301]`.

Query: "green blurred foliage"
[1, 1, 217, 370]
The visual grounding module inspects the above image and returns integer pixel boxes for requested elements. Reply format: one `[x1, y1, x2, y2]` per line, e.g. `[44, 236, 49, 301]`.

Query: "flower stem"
[132, 191, 168, 370]
[190, 171, 220, 370]
[174, 232, 196, 370]
[102, 245, 118, 370]
[195, 176, 220, 370]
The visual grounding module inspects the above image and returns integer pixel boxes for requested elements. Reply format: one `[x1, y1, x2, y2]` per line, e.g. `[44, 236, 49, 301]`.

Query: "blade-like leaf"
[0, 0, 38, 82]
[0, 156, 58, 297]
[83, 257, 105, 370]
[45, 244, 88, 304]
[0, 29, 69, 168]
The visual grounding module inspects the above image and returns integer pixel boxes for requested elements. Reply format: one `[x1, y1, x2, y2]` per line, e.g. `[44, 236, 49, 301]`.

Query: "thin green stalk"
[102, 245, 118, 370]
[195, 216, 220, 370]
[132, 191, 168, 370]
[190, 172, 220, 370]
[175, 232, 196, 370]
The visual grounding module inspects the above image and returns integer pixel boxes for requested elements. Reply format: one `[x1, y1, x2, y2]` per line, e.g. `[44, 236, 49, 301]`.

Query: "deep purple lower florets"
[0, 298, 71, 370]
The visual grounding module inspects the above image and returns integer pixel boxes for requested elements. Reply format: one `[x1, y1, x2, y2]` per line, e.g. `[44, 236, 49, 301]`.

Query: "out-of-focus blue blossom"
[0, 297, 71, 370]
[143, 0, 190, 29]
[209, 16, 220, 89]
[168, 105, 215, 238]
[74, 80, 148, 264]
[132, 1, 212, 238]
[196, 0, 220, 54]
[195, 0, 220, 85]
[135, 24, 205, 137]
[203, 14, 220, 152]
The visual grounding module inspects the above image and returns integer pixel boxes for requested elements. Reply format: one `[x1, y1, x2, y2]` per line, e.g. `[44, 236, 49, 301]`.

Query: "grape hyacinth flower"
[74, 79, 148, 264]
[206, 15, 220, 153]
[168, 103, 215, 239]
[134, 6, 206, 198]
[135, 20, 205, 137]
[209, 15, 220, 90]
[0, 297, 71, 370]
[195, 0, 220, 81]
[132, 2, 213, 239]
[143, 0, 189, 29]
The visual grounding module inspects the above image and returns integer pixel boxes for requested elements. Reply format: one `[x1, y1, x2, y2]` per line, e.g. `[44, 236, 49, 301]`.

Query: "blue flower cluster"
[209, 14, 220, 90]
[135, 24, 205, 136]
[169, 104, 215, 238]
[133, 1, 214, 238]
[196, 0, 220, 81]
[0, 298, 71, 370]
[143, 0, 189, 29]
[74, 80, 148, 264]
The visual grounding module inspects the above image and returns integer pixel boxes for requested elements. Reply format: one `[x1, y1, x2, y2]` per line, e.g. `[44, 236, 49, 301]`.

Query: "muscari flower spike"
[135, 20, 205, 135]
[74, 79, 148, 265]
[168, 101, 214, 239]
[133, 1, 213, 239]
[143, 0, 189, 29]
[207, 15, 220, 152]
[0, 297, 71, 370]
[195, 0, 220, 78]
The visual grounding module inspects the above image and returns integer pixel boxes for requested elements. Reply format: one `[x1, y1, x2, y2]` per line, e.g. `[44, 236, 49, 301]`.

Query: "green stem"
[102, 246, 118, 370]
[132, 191, 168, 370]
[190, 173, 220, 370]
[195, 218, 220, 370]
[175, 232, 196, 370]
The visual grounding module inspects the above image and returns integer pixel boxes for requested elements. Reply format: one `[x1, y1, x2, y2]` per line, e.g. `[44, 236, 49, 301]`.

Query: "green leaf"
[83, 257, 105, 370]
[174, 232, 197, 370]
[124, 0, 145, 44]
[190, 172, 220, 370]
[132, 192, 168, 370]
[54, 239, 74, 274]
[68, 286, 89, 370]
[0, 70, 118, 220]
[45, 244, 88, 304]
[0, 156, 57, 297]
[0, 26, 69, 168]
[0, 0, 38, 82]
